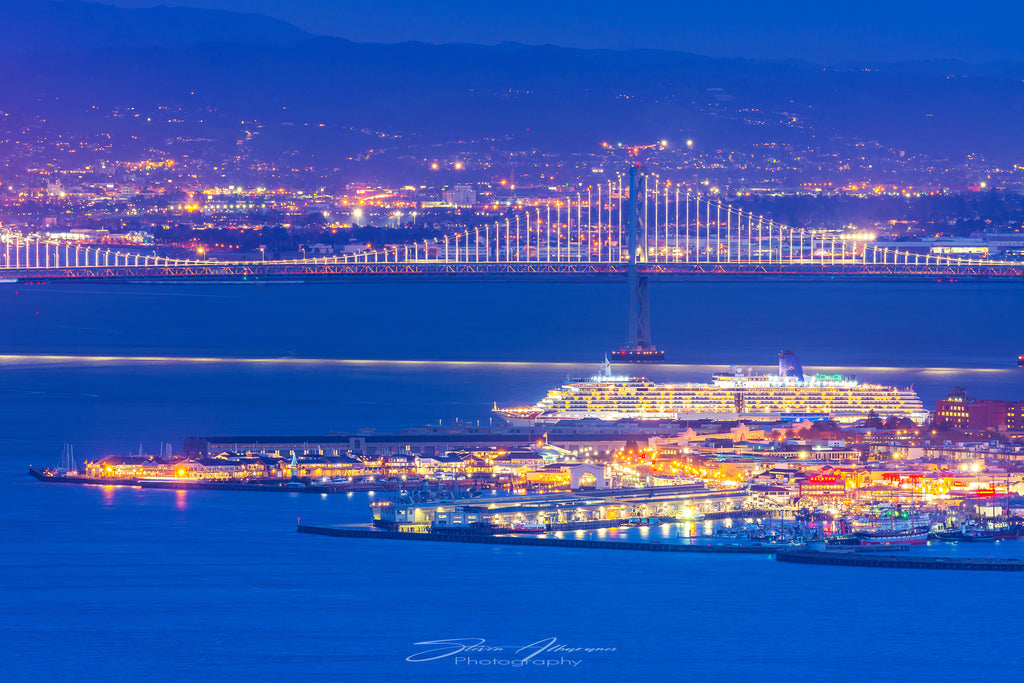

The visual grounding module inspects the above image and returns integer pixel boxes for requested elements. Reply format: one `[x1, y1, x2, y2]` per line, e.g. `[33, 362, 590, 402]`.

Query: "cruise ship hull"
[495, 355, 929, 426]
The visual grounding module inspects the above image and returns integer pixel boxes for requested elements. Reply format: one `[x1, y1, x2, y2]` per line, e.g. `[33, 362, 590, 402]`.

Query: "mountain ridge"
[1, 3, 1023, 165]
[0, 0, 312, 52]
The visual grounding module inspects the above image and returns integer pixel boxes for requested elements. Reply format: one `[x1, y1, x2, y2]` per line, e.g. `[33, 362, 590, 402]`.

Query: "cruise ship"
[495, 351, 929, 426]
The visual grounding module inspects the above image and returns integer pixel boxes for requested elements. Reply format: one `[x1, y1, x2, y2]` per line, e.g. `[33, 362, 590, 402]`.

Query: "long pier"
[776, 550, 1024, 571]
[296, 524, 776, 553]
[298, 525, 1024, 571]
[27, 467, 384, 493]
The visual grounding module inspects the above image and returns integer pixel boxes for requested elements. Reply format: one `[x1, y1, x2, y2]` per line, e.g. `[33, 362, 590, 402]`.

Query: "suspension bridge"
[2, 169, 1022, 284]
[6, 166, 1019, 359]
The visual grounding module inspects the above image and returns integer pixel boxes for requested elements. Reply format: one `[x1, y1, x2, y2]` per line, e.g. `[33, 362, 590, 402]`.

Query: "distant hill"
[0, 0, 312, 52]
[1, 3, 1024, 166]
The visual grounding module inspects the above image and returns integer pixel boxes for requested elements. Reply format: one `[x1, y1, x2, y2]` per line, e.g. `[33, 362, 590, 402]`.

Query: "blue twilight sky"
[90, 0, 1024, 64]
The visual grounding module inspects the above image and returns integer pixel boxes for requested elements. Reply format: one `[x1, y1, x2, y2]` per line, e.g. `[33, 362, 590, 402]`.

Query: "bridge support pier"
[627, 272, 651, 349]
[611, 165, 664, 363]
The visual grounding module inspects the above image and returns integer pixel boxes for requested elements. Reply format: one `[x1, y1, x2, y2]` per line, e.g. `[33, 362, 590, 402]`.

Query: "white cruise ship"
[495, 351, 929, 426]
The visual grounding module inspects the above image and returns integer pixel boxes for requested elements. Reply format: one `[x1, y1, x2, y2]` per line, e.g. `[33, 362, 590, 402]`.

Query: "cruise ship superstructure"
[495, 351, 929, 426]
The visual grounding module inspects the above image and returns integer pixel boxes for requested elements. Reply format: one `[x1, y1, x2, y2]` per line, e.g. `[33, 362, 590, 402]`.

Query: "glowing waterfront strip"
[0, 353, 1012, 375]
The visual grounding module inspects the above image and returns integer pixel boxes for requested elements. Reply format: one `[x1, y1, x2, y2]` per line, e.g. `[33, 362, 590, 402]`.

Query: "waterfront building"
[799, 473, 847, 498]
[935, 388, 1023, 431]
[86, 455, 173, 478]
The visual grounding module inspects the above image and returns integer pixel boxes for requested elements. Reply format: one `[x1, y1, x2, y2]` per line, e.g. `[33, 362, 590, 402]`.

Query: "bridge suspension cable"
[1, 179, 1020, 279]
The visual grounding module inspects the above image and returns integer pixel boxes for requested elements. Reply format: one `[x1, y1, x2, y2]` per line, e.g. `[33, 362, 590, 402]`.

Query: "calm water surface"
[3, 281, 1024, 681]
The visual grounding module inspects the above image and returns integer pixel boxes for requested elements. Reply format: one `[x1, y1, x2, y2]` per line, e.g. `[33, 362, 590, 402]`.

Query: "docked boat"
[857, 527, 930, 545]
[510, 522, 548, 533]
[825, 534, 862, 546]
[989, 522, 1023, 540]
[960, 530, 997, 542]
[495, 351, 929, 426]
[849, 510, 931, 545]
[931, 520, 1020, 542]
[622, 516, 664, 526]
[713, 528, 745, 539]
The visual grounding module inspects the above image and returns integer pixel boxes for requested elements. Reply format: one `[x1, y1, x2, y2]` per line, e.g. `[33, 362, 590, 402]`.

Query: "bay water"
[2, 280, 1023, 681]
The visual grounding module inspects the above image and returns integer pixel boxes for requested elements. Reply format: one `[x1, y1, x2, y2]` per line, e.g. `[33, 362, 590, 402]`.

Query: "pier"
[298, 525, 1024, 571]
[776, 551, 1024, 571]
[296, 524, 776, 553]
[374, 484, 754, 531]
[27, 467, 385, 493]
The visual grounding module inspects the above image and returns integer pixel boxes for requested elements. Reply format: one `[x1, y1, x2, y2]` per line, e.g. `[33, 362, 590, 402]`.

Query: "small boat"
[826, 534, 861, 546]
[933, 520, 1016, 542]
[858, 527, 930, 545]
[714, 528, 743, 539]
[989, 523, 1023, 540]
[510, 522, 547, 533]
[1018, 354, 1024, 368]
[961, 531, 997, 542]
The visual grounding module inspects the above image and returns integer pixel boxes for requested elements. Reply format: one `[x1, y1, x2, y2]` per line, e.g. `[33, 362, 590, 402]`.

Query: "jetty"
[27, 466, 384, 493]
[776, 550, 1024, 571]
[298, 525, 1024, 571]
[296, 524, 777, 553]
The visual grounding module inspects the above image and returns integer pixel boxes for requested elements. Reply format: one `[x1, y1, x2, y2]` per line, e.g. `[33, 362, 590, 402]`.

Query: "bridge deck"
[3, 261, 1023, 282]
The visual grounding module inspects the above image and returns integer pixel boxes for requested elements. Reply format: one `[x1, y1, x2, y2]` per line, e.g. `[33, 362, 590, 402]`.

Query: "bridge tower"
[610, 165, 664, 363]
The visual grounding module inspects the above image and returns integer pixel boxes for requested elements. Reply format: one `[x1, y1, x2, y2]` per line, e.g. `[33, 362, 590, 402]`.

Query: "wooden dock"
[296, 524, 777, 553]
[777, 550, 1024, 571]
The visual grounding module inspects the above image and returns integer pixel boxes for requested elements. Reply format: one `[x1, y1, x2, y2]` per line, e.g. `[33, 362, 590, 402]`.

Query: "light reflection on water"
[0, 352, 1020, 375]
[1, 353, 1020, 403]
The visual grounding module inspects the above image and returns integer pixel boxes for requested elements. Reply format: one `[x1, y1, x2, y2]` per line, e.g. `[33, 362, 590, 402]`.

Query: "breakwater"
[776, 551, 1024, 571]
[299, 525, 1024, 571]
[297, 524, 777, 553]
[28, 467, 385, 493]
